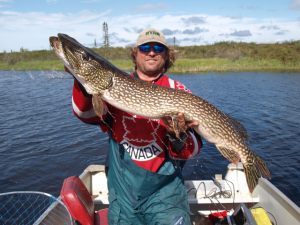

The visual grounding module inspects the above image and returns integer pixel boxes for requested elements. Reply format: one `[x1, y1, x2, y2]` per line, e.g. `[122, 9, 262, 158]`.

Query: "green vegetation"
[1, 41, 300, 72]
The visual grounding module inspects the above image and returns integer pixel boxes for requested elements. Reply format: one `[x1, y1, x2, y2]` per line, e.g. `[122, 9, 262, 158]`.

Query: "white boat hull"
[77, 163, 300, 225]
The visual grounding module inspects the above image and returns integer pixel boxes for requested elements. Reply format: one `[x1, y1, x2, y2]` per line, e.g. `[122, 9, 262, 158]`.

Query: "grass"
[1, 58, 299, 73]
[1, 41, 300, 73]
[170, 58, 300, 73]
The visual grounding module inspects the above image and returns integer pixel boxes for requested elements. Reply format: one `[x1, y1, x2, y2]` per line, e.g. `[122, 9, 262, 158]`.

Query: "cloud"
[0, 0, 13, 8]
[230, 30, 252, 37]
[0, 11, 299, 51]
[109, 32, 131, 45]
[260, 25, 280, 30]
[182, 27, 208, 35]
[162, 28, 180, 36]
[181, 37, 202, 44]
[182, 16, 206, 25]
[134, 3, 167, 12]
[275, 30, 288, 35]
[0, 10, 110, 28]
[86, 32, 97, 37]
[290, 0, 300, 10]
[0, 10, 111, 51]
[122, 27, 143, 34]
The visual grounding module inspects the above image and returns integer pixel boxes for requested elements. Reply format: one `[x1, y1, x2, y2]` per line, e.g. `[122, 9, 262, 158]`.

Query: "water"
[0, 71, 299, 207]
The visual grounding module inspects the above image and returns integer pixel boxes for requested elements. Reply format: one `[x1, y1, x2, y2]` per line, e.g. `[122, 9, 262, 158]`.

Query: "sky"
[0, 0, 300, 52]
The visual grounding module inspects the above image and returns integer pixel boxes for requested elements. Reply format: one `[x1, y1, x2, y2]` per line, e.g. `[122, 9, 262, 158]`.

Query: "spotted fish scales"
[49, 33, 271, 192]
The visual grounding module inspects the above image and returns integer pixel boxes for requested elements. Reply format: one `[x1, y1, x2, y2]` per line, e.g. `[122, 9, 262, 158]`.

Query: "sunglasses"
[138, 43, 166, 53]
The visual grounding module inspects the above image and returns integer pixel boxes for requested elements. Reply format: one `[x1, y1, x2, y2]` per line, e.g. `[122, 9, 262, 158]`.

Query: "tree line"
[1, 41, 299, 67]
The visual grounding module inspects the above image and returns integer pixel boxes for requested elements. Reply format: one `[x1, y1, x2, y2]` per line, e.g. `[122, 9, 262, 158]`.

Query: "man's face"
[135, 42, 167, 77]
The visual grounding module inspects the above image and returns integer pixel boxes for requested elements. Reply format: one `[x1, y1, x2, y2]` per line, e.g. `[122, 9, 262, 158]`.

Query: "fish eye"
[82, 52, 90, 61]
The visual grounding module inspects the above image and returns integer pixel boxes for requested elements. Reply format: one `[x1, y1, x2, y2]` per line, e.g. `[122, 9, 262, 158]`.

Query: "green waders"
[107, 138, 191, 225]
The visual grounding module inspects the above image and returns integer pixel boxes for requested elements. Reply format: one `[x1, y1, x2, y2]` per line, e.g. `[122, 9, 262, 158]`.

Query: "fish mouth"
[49, 35, 65, 59]
[49, 34, 74, 50]
[49, 34, 87, 67]
[49, 34, 94, 93]
[49, 36, 65, 57]
[49, 35, 73, 71]
[49, 36, 59, 49]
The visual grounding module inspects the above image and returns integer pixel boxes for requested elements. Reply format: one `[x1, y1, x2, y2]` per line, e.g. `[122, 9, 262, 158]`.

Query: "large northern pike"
[49, 33, 271, 192]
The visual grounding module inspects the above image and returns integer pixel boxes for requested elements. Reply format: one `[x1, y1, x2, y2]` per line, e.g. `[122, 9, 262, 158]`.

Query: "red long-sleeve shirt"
[72, 74, 202, 172]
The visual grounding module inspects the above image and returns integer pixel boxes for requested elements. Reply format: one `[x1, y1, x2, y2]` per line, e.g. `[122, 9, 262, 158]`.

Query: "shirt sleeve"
[168, 130, 202, 160]
[72, 79, 111, 132]
[167, 80, 203, 160]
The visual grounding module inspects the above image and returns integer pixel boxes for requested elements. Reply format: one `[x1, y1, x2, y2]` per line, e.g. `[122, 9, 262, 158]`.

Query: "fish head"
[49, 33, 116, 94]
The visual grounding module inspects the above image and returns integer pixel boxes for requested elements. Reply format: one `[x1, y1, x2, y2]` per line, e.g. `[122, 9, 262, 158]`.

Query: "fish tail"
[256, 155, 271, 179]
[244, 154, 271, 192]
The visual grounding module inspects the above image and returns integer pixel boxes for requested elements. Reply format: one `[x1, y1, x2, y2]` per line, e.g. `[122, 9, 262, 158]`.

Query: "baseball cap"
[135, 28, 168, 47]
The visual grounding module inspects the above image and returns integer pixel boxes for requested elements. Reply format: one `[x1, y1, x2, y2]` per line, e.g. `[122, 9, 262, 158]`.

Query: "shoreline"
[1, 58, 300, 73]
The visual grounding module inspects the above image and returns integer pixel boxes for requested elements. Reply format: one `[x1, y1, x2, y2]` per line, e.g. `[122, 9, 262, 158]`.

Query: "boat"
[1, 163, 299, 225]
[60, 162, 300, 225]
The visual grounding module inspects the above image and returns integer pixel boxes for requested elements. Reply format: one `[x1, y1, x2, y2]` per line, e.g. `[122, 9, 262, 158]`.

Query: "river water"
[0, 71, 299, 207]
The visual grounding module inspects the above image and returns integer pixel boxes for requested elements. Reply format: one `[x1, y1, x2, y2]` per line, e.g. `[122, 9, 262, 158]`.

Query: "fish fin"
[92, 94, 105, 118]
[226, 114, 248, 141]
[163, 115, 187, 139]
[244, 164, 259, 193]
[256, 156, 271, 179]
[170, 116, 181, 139]
[244, 154, 271, 192]
[216, 145, 240, 163]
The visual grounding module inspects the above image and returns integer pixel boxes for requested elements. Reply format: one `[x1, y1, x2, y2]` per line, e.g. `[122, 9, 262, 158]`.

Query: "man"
[71, 28, 202, 225]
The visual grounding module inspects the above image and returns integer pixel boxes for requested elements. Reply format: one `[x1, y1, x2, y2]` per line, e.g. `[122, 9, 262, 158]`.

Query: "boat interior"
[34, 163, 300, 225]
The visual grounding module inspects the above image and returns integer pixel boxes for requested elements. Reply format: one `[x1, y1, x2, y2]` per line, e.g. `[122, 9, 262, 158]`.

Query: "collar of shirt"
[132, 71, 163, 84]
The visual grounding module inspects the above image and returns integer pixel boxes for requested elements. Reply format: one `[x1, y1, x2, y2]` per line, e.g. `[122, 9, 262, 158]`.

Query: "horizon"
[2, 39, 300, 54]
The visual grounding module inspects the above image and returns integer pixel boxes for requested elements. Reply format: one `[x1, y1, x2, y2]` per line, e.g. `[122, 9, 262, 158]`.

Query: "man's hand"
[162, 113, 198, 139]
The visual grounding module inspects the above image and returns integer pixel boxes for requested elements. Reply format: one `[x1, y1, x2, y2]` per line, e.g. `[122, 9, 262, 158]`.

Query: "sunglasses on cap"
[138, 43, 166, 53]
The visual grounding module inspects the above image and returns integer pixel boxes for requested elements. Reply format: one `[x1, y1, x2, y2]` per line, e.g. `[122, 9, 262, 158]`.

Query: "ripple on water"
[1, 71, 300, 206]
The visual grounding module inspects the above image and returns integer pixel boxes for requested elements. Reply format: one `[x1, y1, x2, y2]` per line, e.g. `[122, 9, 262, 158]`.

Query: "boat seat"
[95, 208, 109, 225]
[60, 176, 108, 225]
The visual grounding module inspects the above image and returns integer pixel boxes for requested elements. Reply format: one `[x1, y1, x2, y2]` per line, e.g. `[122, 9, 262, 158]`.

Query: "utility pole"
[102, 22, 109, 48]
